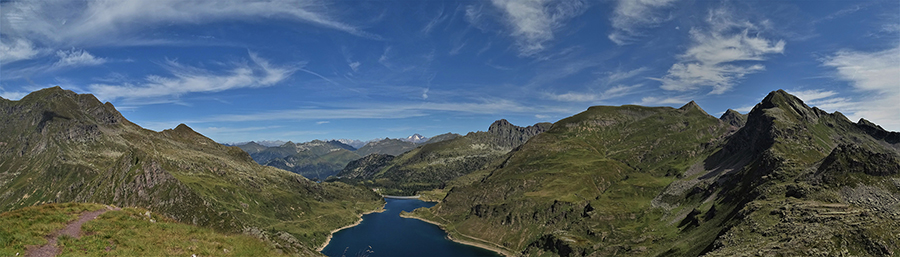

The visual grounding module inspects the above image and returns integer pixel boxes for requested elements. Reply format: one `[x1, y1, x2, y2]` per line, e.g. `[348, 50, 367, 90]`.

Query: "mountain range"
[233, 133, 458, 180]
[0, 87, 383, 255]
[339, 119, 551, 196]
[2, 87, 897, 256]
[404, 90, 899, 256]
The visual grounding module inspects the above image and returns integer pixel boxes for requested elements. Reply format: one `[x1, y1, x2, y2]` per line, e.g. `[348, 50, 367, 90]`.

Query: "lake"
[321, 198, 502, 257]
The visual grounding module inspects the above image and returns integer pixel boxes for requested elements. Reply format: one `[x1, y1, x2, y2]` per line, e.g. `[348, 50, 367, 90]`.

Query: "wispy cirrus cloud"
[89, 52, 296, 101]
[818, 45, 900, 130]
[0, 0, 377, 62]
[637, 95, 691, 106]
[547, 84, 643, 102]
[0, 86, 29, 100]
[1, 48, 108, 80]
[0, 38, 41, 64]
[603, 67, 650, 85]
[52, 48, 107, 68]
[162, 98, 573, 127]
[654, 7, 785, 95]
[788, 89, 838, 103]
[608, 0, 677, 45]
[488, 0, 588, 56]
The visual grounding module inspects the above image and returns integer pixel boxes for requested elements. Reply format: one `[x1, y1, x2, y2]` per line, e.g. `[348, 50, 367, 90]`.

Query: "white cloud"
[547, 84, 642, 102]
[732, 105, 755, 113]
[489, 0, 587, 56]
[0, 90, 28, 100]
[315, 121, 330, 125]
[53, 48, 106, 68]
[201, 126, 284, 134]
[1, 0, 376, 46]
[0, 38, 41, 64]
[656, 8, 785, 95]
[548, 92, 597, 102]
[604, 67, 649, 85]
[608, 0, 677, 45]
[788, 89, 838, 103]
[348, 61, 361, 72]
[820, 45, 900, 131]
[1, 47, 106, 79]
[824, 47, 899, 93]
[637, 95, 689, 105]
[422, 5, 448, 34]
[196, 99, 571, 124]
[89, 52, 295, 101]
[464, 4, 489, 31]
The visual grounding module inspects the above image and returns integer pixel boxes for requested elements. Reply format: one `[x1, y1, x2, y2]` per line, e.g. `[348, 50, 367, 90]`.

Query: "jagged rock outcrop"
[486, 119, 553, 148]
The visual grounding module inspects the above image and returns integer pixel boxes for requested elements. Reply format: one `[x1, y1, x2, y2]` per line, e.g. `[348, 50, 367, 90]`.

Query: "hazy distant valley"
[229, 133, 456, 180]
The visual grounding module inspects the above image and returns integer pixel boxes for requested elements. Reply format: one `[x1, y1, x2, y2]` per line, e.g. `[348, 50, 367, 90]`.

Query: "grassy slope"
[0, 203, 288, 256]
[0, 203, 107, 255]
[0, 87, 384, 255]
[413, 104, 729, 255]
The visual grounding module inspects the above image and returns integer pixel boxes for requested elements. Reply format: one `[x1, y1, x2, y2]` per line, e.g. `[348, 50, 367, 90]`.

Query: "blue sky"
[1, 0, 898, 143]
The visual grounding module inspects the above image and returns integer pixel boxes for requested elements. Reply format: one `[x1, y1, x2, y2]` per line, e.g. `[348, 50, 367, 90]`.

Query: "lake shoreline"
[381, 194, 421, 199]
[399, 213, 514, 257]
[316, 202, 386, 252]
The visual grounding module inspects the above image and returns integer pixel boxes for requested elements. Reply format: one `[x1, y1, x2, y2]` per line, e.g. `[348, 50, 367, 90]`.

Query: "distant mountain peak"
[489, 119, 512, 128]
[402, 133, 429, 144]
[720, 109, 747, 128]
[858, 118, 882, 129]
[174, 123, 194, 133]
[759, 89, 806, 110]
[335, 139, 367, 149]
[679, 100, 710, 116]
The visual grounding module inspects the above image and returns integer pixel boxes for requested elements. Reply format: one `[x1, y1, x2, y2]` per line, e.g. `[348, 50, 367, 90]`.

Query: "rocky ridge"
[409, 90, 899, 256]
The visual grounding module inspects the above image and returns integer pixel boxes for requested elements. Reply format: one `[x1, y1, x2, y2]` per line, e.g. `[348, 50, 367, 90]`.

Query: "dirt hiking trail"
[26, 205, 121, 257]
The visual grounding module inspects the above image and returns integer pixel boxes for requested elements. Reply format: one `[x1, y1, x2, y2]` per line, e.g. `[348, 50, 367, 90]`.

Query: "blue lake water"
[321, 198, 502, 257]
